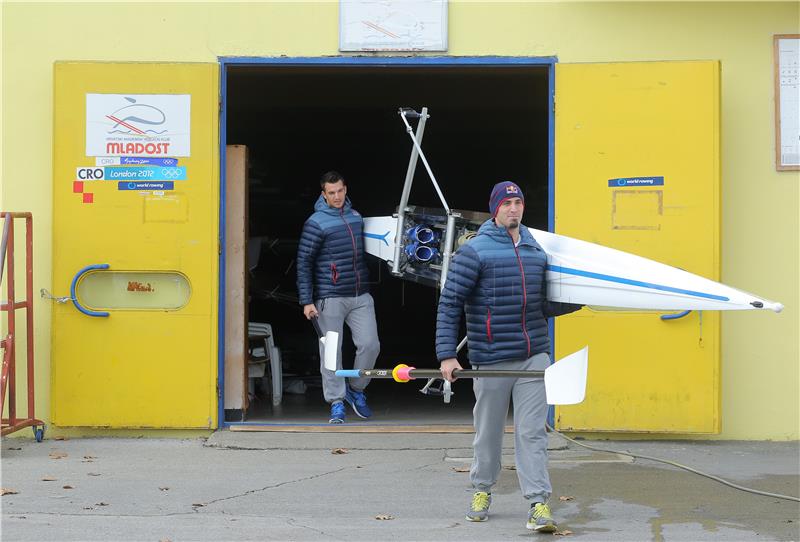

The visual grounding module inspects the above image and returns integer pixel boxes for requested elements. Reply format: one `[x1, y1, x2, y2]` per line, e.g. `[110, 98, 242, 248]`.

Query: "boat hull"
[363, 216, 783, 312]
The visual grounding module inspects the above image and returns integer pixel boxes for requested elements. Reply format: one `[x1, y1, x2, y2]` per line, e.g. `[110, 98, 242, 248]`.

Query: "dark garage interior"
[224, 63, 551, 424]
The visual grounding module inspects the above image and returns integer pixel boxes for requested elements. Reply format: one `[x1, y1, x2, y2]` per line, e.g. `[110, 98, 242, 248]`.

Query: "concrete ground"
[1, 431, 798, 541]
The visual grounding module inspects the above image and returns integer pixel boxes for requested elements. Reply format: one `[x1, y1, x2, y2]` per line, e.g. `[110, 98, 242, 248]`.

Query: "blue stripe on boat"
[364, 231, 391, 246]
[548, 265, 730, 302]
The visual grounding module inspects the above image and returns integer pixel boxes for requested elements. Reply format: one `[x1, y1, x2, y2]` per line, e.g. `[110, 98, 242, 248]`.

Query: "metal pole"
[339, 368, 545, 380]
[392, 108, 428, 275]
[439, 214, 457, 292]
[0, 215, 10, 285]
[399, 112, 450, 211]
[6, 219, 16, 424]
[25, 216, 34, 419]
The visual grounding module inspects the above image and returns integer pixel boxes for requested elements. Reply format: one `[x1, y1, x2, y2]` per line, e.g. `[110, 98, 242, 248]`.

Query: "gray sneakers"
[465, 491, 491, 522]
[465, 492, 557, 530]
[526, 501, 557, 532]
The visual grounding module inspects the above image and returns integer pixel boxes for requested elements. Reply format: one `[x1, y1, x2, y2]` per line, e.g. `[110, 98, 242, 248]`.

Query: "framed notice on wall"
[340, 0, 447, 52]
[774, 35, 800, 171]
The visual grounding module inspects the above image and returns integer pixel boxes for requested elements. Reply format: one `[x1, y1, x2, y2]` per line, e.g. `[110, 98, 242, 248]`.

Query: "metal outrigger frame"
[394, 108, 471, 403]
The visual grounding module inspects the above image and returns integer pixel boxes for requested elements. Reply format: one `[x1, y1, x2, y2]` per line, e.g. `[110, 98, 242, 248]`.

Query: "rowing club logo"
[106, 97, 167, 136]
[86, 94, 191, 157]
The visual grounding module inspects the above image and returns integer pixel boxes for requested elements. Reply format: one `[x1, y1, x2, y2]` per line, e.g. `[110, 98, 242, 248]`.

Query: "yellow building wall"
[2, 2, 797, 439]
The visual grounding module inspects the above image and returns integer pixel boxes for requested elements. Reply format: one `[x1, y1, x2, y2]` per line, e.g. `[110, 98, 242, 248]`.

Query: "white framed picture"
[774, 35, 800, 171]
[340, 0, 447, 52]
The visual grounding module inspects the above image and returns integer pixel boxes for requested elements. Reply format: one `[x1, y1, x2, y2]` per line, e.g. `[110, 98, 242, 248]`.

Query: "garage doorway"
[220, 57, 555, 428]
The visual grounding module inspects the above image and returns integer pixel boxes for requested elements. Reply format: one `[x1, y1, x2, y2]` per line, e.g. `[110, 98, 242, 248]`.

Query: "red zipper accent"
[341, 208, 360, 295]
[486, 308, 493, 343]
[331, 263, 339, 284]
[512, 237, 531, 358]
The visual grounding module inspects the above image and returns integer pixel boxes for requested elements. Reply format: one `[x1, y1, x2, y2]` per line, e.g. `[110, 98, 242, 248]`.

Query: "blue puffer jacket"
[436, 220, 582, 365]
[296, 195, 370, 305]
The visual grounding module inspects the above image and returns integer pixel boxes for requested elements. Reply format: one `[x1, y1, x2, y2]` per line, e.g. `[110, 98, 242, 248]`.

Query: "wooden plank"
[224, 145, 249, 411]
[229, 424, 515, 433]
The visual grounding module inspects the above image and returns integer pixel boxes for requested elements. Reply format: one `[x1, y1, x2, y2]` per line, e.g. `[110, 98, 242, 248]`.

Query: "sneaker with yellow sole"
[465, 491, 491, 522]
[526, 501, 557, 532]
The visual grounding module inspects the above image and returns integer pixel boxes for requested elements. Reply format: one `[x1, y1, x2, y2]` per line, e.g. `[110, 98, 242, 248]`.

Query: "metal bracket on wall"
[40, 289, 72, 304]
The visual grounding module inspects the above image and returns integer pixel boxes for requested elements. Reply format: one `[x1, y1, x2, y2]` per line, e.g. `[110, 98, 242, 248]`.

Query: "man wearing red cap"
[436, 181, 582, 532]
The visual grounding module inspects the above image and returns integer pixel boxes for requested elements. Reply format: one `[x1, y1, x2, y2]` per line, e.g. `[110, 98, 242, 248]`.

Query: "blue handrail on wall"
[660, 310, 691, 321]
[70, 264, 110, 317]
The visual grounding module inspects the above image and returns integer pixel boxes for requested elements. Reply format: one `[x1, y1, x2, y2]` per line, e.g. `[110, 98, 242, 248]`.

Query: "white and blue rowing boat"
[361, 107, 783, 315]
[363, 215, 783, 313]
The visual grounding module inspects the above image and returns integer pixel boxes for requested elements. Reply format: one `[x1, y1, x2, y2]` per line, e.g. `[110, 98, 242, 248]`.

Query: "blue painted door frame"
[217, 56, 558, 427]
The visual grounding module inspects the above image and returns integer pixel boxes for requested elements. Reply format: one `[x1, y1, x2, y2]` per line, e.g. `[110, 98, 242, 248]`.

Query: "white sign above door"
[339, 0, 448, 52]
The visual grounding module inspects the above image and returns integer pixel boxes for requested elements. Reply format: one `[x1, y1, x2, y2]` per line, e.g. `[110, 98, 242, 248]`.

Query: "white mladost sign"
[85, 94, 191, 157]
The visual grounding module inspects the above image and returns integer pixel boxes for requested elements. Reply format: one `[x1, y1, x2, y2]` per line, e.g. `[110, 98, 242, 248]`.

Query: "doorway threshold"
[207, 428, 570, 452]
[228, 423, 505, 433]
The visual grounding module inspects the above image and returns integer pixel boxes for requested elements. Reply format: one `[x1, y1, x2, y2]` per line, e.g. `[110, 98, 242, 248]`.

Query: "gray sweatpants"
[471, 353, 552, 503]
[315, 293, 380, 403]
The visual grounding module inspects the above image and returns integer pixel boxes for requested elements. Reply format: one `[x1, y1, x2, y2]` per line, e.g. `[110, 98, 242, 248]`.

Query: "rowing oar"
[329, 347, 590, 406]
[311, 317, 339, 370]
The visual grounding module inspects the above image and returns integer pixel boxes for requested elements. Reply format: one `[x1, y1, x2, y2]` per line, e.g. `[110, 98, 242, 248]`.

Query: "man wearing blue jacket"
[436, 181, 582, 532]
[297, 171, 380, 424]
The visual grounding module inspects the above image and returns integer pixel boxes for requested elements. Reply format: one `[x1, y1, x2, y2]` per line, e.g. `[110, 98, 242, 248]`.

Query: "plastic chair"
[248, 322, 282, 407]
[247, 237, 262, 275]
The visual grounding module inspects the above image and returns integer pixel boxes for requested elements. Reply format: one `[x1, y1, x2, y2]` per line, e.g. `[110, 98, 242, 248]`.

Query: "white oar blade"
[322, 331, 339, 371]
[544, 347, 588, 405]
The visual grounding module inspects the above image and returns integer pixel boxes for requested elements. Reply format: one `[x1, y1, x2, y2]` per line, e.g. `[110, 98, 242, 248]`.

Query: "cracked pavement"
[1, 433, 797, 541]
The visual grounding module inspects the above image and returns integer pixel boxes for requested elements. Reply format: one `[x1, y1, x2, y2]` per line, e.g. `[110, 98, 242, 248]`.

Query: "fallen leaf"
[49, 451, 67, 459]
[559, 495, 574, 502]
[160, 539, 172, 542]
[452, 466, 470, 473]
[331, 448, 348, 455]
[159, 487, 170, 491]
[62, 485, 74, 490]
[83, 507, 94, 510]
[41, 477, 57, 482]
[95, 502, 109, 506]
[87, 473, 101, 477]
[554, 529, 574, 536]
[374, 514, 394, 520]
[1, 488, 19, 496]
[502, 465, 516, 470]
[8, 447, 22, 451]
[83, 455, 96, 460]
[192, 503, 206, 508]
[54, 436, 68, 441]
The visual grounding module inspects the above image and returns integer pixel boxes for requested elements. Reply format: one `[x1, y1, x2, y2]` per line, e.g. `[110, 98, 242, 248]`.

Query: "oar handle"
[310, 317, 324, 339]
[335, 365, 545, 382]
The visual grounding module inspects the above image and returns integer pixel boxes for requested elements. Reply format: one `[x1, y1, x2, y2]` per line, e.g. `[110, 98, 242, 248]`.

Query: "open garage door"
[554, 61, 721, 433]
[51, 62, 219, 428]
